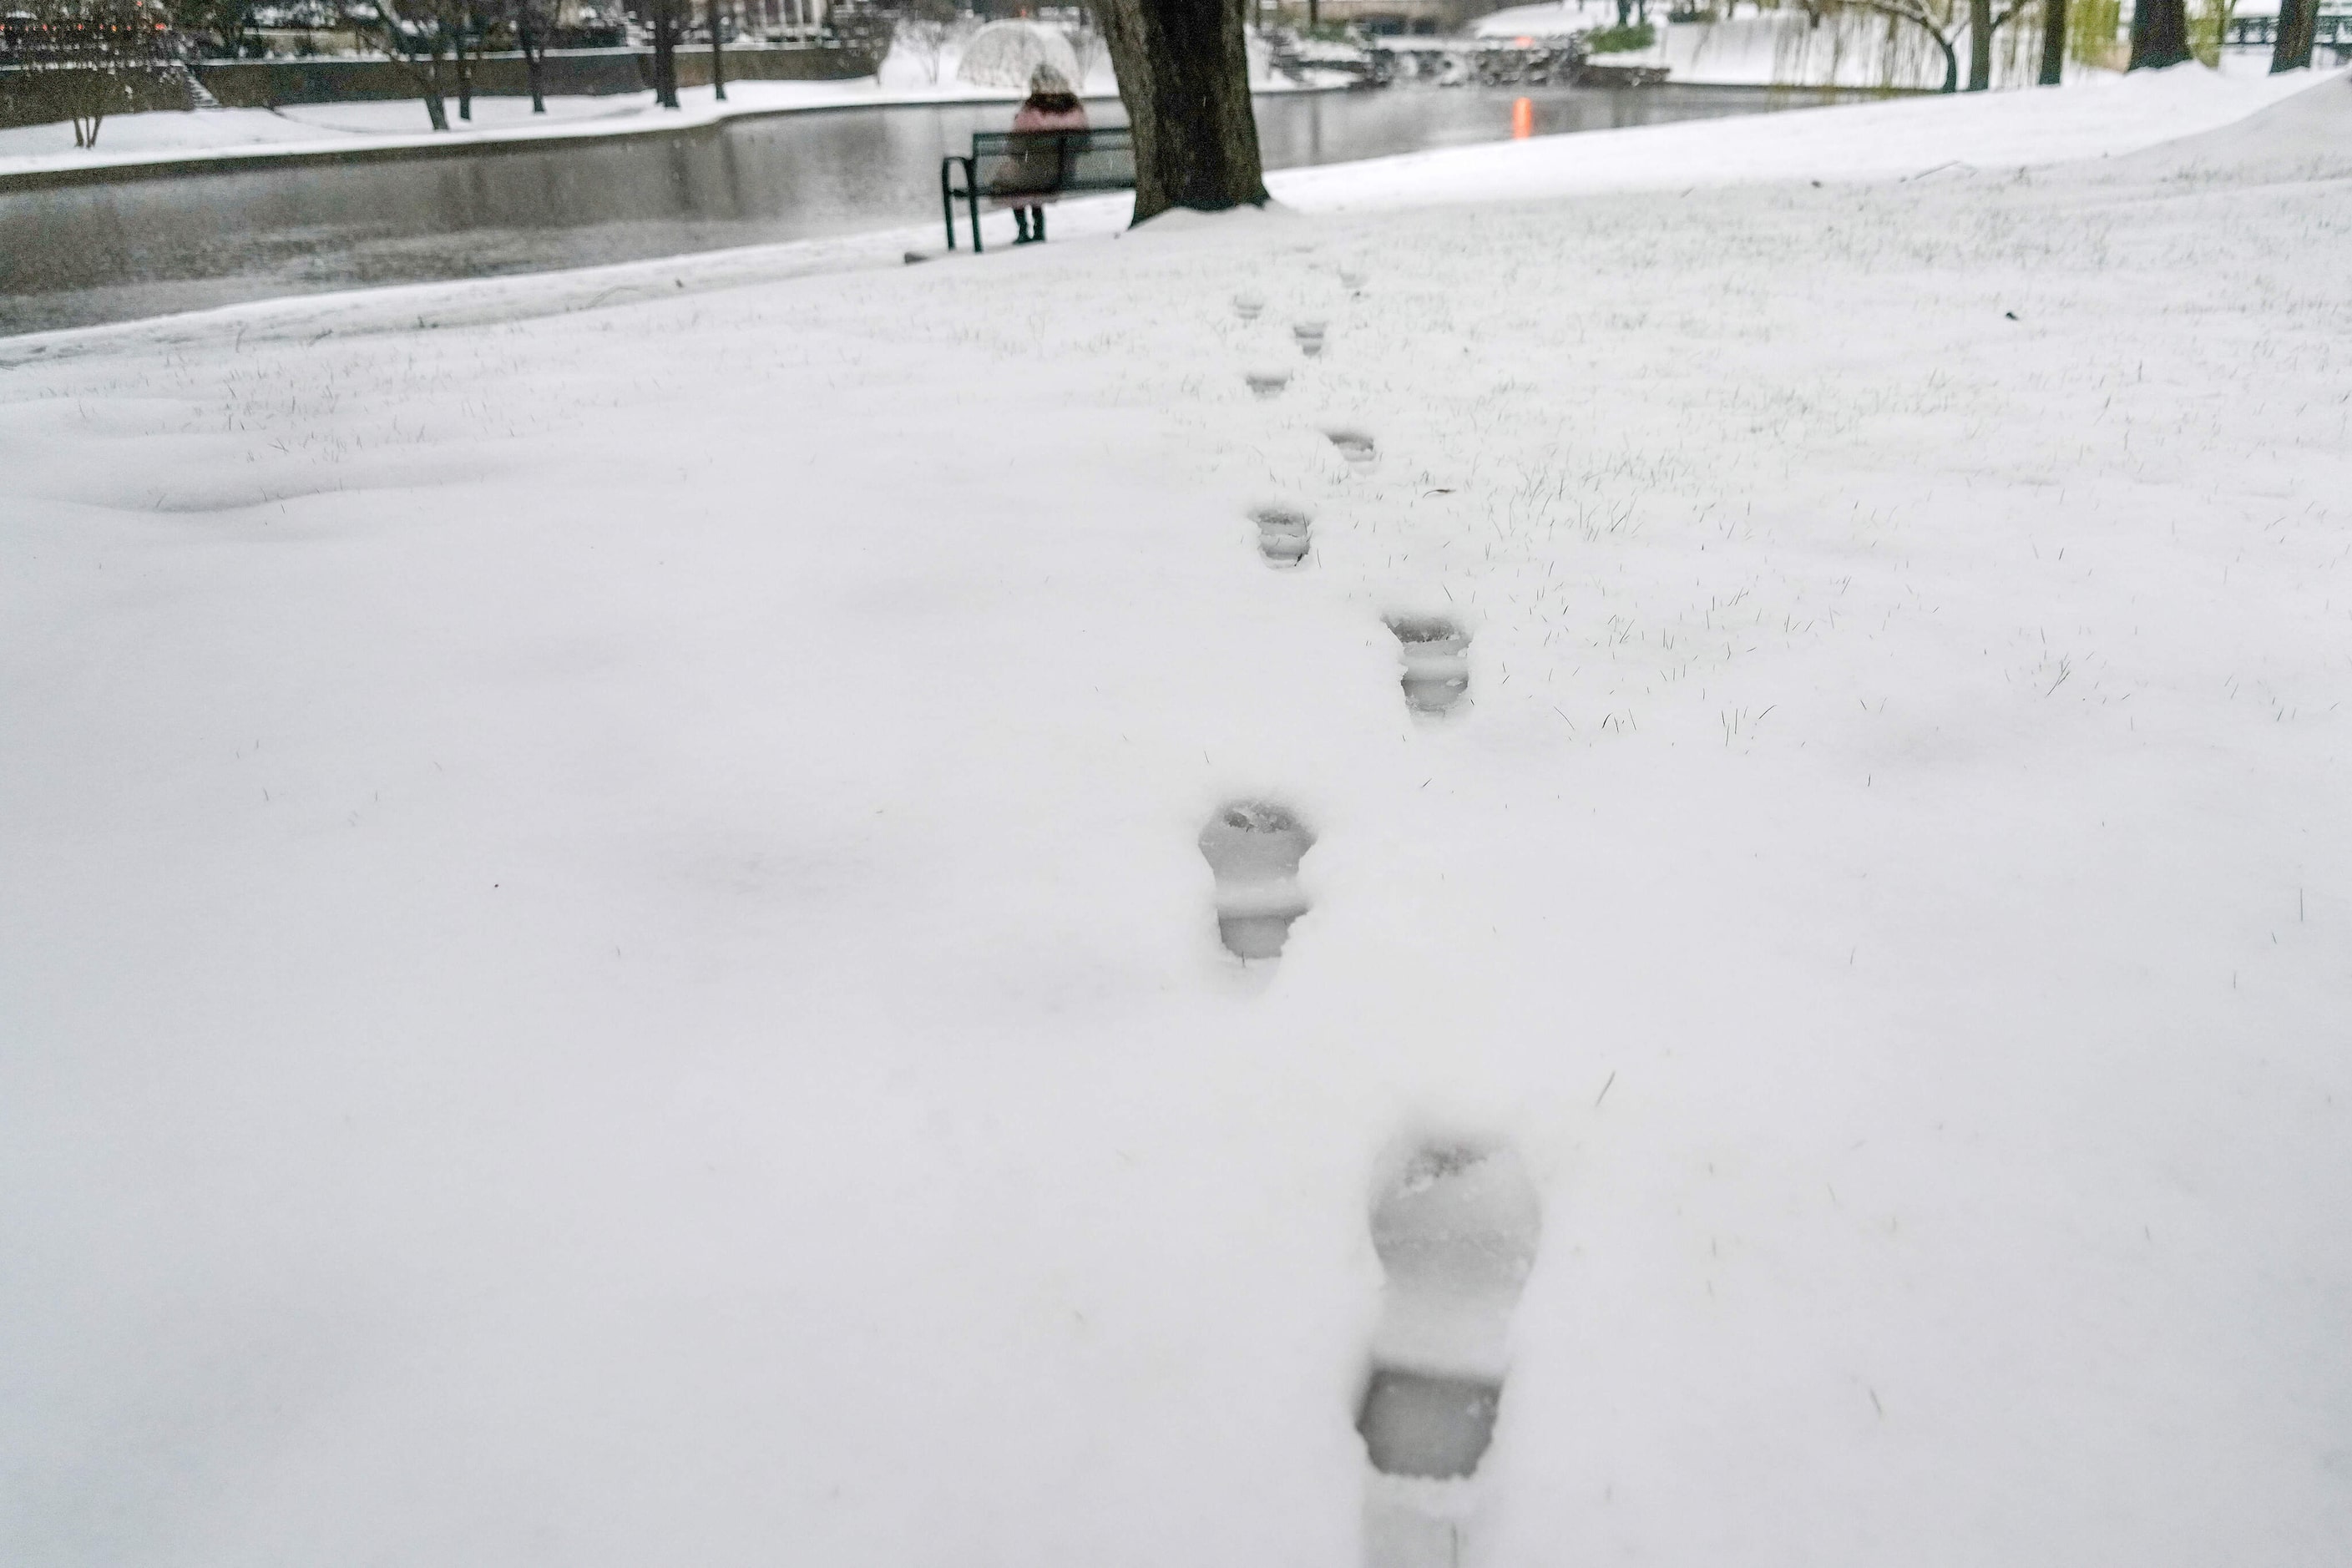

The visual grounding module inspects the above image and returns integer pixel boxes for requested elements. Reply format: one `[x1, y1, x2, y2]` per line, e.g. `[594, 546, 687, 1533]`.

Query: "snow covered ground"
[4, 64, 2349, 1568]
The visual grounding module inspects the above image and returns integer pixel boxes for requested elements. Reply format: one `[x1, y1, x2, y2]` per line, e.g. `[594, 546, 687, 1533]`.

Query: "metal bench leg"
[966, 160, 983, 255]
[941, 156, 958, 250]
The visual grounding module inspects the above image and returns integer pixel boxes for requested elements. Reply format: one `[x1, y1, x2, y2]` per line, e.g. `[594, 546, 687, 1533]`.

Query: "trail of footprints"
[1205, 268, 1531, 1566]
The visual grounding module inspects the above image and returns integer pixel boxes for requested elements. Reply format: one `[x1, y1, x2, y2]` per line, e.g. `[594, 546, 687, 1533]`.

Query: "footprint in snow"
[1247, 368, 1292, 401]
[1386, 616, 1470, 716]
[1358, 1141, 1541, 1568]
[1252, 506, 1312, 568]
[1197, 801, 1314, 961]
[1327, 430, 1378, 471]
[1294, 320, 1329, 357]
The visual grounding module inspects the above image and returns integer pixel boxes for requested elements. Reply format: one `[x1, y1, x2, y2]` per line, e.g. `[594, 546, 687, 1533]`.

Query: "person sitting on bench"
[999, 63, 1088, 245]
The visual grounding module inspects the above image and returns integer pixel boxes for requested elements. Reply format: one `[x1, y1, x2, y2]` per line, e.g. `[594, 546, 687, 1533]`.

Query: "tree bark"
[2271, 0, 2318, 68]
[1096, 0, 1268, 222]
[2128, 0, 2191, 68]
[711, 0, 727, 100]
[1967, 0, 1992, 86]
[1930, 29, 1957, 90]
[520, 10, 546, 112]
[407, 51, 448, 129]
[453, 6, 474, 120]
[2038, 0, 2066, 83]
[652, 0, 681, 107]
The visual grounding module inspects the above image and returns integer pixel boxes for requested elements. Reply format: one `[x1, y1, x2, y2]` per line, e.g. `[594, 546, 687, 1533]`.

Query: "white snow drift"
[3, 66, 2349, 1568]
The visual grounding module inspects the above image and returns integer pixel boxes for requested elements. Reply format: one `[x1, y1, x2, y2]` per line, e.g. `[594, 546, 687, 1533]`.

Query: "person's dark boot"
[1034, 209, 1048, 243]
[1013, 210, 1032, 244]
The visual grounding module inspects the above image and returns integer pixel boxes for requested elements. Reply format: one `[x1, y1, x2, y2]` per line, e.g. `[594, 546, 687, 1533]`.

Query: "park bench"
[939, 127, 1137, 254]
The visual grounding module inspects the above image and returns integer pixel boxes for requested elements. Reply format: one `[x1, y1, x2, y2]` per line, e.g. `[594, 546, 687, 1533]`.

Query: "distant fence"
[2223, 13, 2352, 47]
[1, 43, 875, 129]
[195, 43, 876, 107]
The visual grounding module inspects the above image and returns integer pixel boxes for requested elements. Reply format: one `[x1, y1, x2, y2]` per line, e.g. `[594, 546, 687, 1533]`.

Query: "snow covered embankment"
[3, 70, 2349, 1568]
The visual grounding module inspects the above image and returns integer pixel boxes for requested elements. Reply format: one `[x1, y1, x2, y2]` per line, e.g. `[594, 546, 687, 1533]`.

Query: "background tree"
[1823, 0, 2034, 90]
[2066, 0, 2124, 66]
[1064, 0, 1108, 82]
[1848, 0, 1963, 90]
[1963, 0, 2028, 88]
[449, 0, 477, 120]
[11, 0, 182, 148]
[355, 0, 463, 130]
[2269, 0, 2317, 68]
[500, 0, 555, 112]
[2188, 0, 2239, 63]
[709, 0, 726, 103]
[164, 0, 255, 56]
[2128, 0, 2189, 65]
[889, 0, 960, 84]
[825, 1, 896, 75]
[648, 0, 681, 107]
[1095, 0, 1267, 220]
[2038, 0, 2066, 82]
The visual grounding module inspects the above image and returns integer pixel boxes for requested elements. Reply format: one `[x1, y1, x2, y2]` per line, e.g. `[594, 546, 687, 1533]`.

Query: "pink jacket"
[1011, 98, 1090, 135]
[995, 97, 1090, 200]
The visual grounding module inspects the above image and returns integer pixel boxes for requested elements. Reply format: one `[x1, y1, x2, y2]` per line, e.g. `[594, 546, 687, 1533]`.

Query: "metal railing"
[2224, 12, 2352, 46]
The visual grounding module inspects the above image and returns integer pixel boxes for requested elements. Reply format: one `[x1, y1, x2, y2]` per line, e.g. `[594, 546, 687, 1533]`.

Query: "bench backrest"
[970, 127, 1136, 196]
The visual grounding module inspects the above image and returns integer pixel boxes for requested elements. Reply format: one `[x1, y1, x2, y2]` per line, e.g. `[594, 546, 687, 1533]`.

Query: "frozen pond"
[0, 84, 1869, 335]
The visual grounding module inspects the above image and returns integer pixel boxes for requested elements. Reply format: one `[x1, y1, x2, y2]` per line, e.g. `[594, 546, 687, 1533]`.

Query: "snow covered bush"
[889, 0, 960, 85]
[954, 18, 1081, 89]
[1586, 21, 1657, 50]
[6, 0, 181, 149]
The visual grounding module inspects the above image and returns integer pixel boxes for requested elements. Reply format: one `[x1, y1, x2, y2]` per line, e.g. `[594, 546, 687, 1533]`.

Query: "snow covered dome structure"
[955, 21, 1085, 90]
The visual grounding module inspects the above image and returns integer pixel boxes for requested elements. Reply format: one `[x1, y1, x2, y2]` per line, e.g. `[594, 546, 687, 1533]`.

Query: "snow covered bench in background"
[939, 128, 1137, 254]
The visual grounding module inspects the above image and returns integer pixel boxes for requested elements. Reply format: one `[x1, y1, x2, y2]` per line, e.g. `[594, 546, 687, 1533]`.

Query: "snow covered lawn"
[3, 69, 2348, 1568]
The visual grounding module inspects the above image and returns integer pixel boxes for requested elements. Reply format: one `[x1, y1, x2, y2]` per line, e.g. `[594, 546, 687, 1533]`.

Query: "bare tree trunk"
[711, 0, 727, 99]
[419, 44, 451, 128]
[2129, 0, 2190, 67]
[1096, 0, 1268, 222]
[453, 7, 473, 119]
[363, 0, 451, 129]
[1967, 0, 1992, 86]
[653, 0, 681, 107]
[2038, 0, 2066, 82]
[520, 9, 546, 112]
[2271, 0, 2318, 68]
